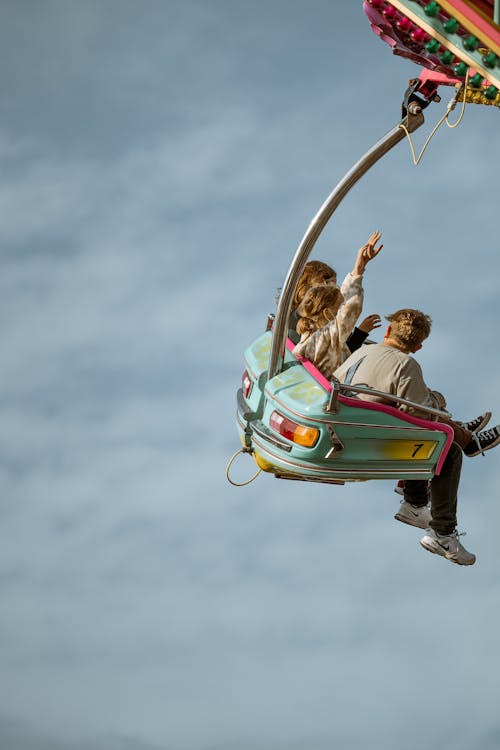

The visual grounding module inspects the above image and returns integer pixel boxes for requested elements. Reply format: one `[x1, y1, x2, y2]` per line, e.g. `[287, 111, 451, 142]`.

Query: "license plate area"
[381, 439, 437, 461]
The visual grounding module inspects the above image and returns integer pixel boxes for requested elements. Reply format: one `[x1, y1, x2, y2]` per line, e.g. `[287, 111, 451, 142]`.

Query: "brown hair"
[386, 309, 432, 351]
[293, 261, 337, 310]
[296, 284, 344, 335]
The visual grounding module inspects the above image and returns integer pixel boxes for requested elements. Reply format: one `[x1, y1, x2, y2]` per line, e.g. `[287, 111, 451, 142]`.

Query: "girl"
[287, 233, 382, 350]
[292, 230, 383, 379]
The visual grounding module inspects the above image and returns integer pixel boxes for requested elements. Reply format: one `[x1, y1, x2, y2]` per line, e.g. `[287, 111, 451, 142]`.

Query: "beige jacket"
[333, 342, 445, 418]
[292, 272, 363, 380]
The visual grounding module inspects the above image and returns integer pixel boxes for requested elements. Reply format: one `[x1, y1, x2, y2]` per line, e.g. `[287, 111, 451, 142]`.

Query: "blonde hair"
[386, 309, 432, 351]
[293, 261, 337, 310]
[296, 284, 344, 335]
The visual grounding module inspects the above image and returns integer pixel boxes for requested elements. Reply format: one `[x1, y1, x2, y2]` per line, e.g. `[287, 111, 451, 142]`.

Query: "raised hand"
[353, 230, 383, 276]
[363, 230, 383, 260]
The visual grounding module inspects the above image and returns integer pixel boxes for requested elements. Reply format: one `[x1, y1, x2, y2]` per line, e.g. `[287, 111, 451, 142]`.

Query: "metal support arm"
[267, 106, 425, 381]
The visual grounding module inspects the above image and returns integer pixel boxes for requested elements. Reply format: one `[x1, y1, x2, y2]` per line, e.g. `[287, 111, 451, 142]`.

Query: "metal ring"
[225, 448, 262, 486]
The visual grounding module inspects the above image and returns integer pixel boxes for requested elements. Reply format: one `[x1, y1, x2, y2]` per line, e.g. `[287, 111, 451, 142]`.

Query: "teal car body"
[237, 330, 453, 484]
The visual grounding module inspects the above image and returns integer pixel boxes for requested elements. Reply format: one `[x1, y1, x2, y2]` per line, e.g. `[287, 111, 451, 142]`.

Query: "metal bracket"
[323, 378, 342, 414]
[402, 77, 441, 120]
[325, 425, 345, 458]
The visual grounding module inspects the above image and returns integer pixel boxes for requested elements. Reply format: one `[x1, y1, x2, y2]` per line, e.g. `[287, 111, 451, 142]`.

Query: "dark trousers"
[402, 442, 462, 535]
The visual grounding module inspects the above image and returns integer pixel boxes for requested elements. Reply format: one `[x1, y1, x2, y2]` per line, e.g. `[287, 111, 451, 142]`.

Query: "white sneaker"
[419, 528, 476, 566]
[394, 480, 430, 499]
[394, 500, 432, 529]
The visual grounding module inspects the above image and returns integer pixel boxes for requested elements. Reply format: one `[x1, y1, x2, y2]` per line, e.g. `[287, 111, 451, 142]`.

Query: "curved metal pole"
[267, 110, 425, 380]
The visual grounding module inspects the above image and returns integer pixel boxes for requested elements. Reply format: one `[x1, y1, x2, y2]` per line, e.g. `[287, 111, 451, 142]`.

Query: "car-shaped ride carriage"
[233, 329, 453, 485]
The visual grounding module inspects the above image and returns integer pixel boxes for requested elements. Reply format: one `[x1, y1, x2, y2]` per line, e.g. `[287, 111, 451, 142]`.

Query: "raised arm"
[352, 230, 383, 277]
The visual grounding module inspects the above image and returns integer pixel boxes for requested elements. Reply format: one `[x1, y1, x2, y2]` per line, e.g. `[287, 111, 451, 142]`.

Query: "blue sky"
[0, 1, 499, 749]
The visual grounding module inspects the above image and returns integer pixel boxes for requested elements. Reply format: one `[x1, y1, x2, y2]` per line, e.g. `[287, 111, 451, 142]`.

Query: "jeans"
[402, 442, 462, 535]
[439, 416, 471, 450]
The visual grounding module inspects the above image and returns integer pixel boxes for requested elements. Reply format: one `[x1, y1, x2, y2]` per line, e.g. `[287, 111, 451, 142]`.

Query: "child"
[292, 231, 383, 379]
[286, 233, 382, 349]
[292, 260, 337, 312]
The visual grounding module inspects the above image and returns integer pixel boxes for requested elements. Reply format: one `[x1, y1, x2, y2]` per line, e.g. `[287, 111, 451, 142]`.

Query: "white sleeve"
[337, 273, 363, 346]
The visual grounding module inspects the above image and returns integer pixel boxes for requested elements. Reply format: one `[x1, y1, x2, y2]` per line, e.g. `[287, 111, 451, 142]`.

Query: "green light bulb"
[483, 53, 498, 69]
[469, 73, 483, 88]
[424, 2, 440, 17]
[454, 62, 468, 77]
[444, 18, 459, 33]
[484, 85, 498, 100]
[440, 50, 454, 64]
[425, 39, 440, 54]
[463, 35, 479, 51]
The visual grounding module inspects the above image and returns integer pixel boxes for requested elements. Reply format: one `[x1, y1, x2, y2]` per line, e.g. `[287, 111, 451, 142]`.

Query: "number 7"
[412, 443, 424, 458]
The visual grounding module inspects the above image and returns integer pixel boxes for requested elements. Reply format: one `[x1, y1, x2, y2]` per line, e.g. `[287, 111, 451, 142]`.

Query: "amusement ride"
[227, 1, 499, 488]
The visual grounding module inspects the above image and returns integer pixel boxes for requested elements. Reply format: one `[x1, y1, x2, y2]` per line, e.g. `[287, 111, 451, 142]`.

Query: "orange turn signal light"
[269, 410, 319, 448]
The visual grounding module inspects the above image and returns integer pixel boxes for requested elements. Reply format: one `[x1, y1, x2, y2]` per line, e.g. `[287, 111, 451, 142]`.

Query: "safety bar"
[326, 381, 450, 420]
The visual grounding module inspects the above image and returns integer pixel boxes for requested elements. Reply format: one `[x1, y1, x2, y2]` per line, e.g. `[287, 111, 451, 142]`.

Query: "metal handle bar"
[333, 381, 450, 420]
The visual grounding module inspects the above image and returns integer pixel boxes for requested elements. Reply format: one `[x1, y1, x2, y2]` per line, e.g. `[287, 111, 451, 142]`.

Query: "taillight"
[242, 369, 253, 399]
[269, 410, 319, 448]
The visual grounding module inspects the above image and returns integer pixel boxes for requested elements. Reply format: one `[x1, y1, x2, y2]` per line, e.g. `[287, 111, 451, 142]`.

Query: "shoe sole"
[464, 411, 492, 433]
[419, 538, 475, 566]
[394, 512, 429, 529]
[477, 412, 492, 431]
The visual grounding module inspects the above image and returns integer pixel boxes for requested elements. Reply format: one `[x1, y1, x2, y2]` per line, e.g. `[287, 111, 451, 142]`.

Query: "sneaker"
[420, 528, 476, 566]
[394, 480, 404, 497]
[460, 411, 492, 433]
[464, 425, 500, 457]
[394, 479, 431, 500]
[394, 500, 432, 529]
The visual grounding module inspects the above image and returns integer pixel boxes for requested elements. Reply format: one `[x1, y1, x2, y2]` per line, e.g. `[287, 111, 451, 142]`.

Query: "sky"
[0, 1, 499, 749]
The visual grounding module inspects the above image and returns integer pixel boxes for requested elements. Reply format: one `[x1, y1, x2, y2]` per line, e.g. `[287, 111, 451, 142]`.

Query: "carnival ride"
[227, 1, 499, 487]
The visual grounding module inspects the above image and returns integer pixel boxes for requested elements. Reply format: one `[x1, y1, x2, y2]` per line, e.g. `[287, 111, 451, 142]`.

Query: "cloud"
[0, 714, 168, 750]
